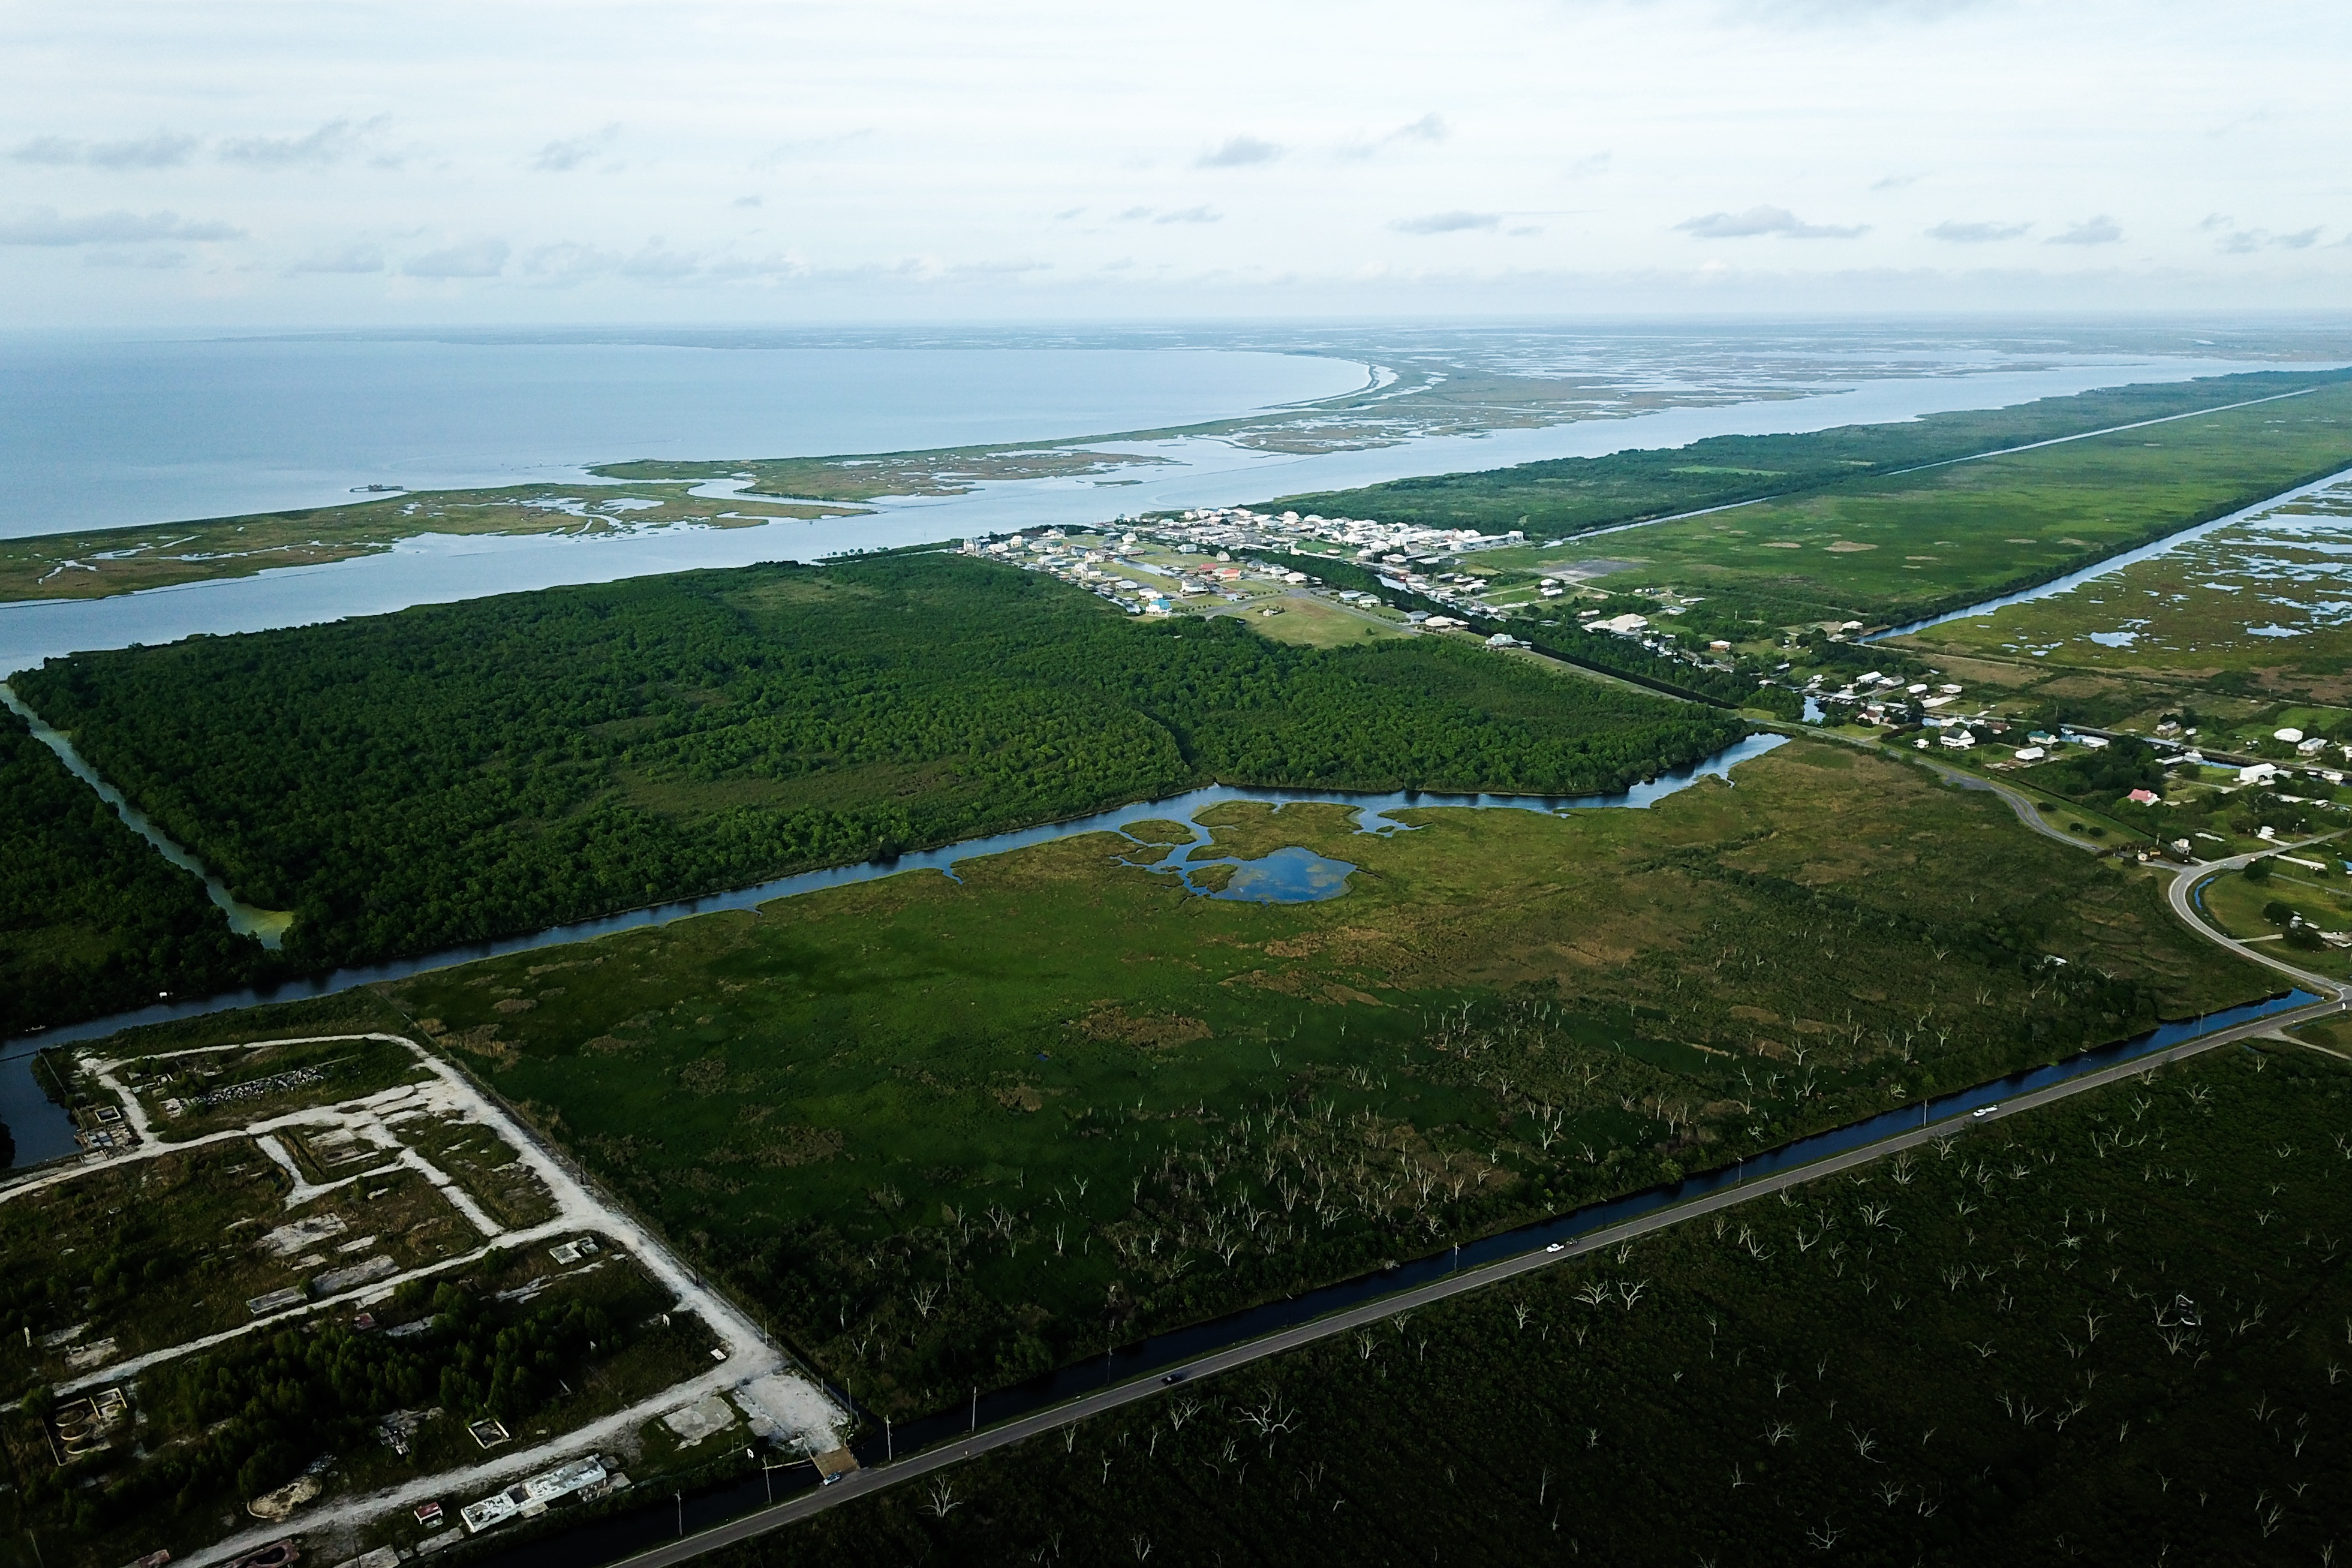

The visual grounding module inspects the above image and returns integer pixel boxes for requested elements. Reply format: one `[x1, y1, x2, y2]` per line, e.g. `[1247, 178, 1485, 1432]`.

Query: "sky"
[2, 0, 2347, 324]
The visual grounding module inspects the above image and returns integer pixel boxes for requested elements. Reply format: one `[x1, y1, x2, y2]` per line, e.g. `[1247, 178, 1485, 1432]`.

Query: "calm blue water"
[1186, 844, 1356, 902]
[0, 335, 1370, 538]
[0, 345, 2314, 678]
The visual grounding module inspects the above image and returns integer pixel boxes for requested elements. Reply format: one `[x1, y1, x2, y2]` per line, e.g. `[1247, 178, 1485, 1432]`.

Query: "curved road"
[598, 741, 2351, 1568]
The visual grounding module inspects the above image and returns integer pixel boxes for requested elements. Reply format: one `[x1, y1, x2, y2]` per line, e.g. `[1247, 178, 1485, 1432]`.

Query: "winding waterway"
[0, 733, 1789, 1167]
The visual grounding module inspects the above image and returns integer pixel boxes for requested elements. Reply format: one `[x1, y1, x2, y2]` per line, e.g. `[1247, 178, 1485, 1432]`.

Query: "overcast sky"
[3, 0, 2345, 324]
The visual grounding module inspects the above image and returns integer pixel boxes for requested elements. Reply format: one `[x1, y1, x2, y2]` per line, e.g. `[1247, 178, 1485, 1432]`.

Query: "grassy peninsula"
[1271, 368, 2352, 567]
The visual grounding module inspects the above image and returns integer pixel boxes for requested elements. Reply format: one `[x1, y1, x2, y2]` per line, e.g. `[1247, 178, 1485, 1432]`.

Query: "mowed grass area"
[1901, 477, 2352, 705]
[2194, 865, 2352, 980]
[717, 1042, 2352, 1567]
[1211, 594, 1406, 648]
[1536, 381, 2352, 624]
[386, 741, 2263, 1417]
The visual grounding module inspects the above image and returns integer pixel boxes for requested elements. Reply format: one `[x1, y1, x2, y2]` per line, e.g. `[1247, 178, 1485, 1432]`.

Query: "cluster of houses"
[966, 531, 1282, 615]
[1152, 505, 1526, 566]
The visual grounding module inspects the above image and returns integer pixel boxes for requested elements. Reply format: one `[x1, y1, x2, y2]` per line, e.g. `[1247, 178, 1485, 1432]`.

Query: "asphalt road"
[604, 944, 2345, 1568]
[597, 729, 2352, 1568]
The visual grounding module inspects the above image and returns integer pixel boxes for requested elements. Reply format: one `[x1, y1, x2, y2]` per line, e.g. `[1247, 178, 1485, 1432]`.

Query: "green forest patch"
[0, 706, 269, 1037]
[16, 554, 1737, 971]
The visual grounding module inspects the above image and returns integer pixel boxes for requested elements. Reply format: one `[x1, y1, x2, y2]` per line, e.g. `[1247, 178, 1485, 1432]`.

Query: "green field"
[0, 705, 270, 1038]
[2193, 863, 2352, 979]
[1270, 368, 2352, 546]
[713, 1040, 2352, 1566]
[1900, 475, 2352, 705]
[1508, 381, 2352, 625]
[384, 740, 2262, 1418]
[13, 554, 1735, 971]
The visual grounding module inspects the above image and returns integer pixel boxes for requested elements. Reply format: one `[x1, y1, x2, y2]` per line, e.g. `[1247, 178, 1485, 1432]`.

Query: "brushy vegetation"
[1268, 368, 2352, 543]
[388, 742, 2262, 1421]
[14, 555, 1739, 970]
[0, 1246, 709, 1568]
[706, 1041, 2352, 1567]
[0, 706, 269, 1037]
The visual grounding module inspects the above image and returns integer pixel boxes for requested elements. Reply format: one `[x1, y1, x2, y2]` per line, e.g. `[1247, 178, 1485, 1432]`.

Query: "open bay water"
[0, 333, 1372, 537]
[0, 342, 2328, 678]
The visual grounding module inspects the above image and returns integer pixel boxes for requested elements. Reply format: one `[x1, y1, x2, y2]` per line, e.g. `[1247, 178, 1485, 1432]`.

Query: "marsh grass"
[709, 1042, 2352, 1566]
[384, 742, 2262, 1417]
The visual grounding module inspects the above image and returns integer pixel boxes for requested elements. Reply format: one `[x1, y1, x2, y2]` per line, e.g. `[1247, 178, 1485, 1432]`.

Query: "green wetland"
[7, 363, 2352, 1564]
[711, 1040, 2352, 1567]
[386, 740, 2261, 1420]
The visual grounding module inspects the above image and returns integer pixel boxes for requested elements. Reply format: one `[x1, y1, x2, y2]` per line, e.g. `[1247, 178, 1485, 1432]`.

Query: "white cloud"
[1926, 219, 2029, 242]
[1677, 206, 1867, 239]
[1392, 210, 1501, 234]
[1196, 136, 1281, 168]
[533, 125, 621, 173]
[219, 117, 392, 169]
[1, 0, 2347, 320]
[2046, 215, 2122, 245]
[10, 132, 198, 169]
[0, 207, 243, 245]
[288, 242, 386, 273]
[403, 237, 509, 277]
[1340, 113, 1450, 159]
[2212, 224, 2324, 254]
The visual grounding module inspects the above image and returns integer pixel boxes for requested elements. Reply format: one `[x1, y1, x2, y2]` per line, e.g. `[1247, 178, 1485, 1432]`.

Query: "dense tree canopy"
[0, 708, 267, 1035]
[18, 554, 1742, 969]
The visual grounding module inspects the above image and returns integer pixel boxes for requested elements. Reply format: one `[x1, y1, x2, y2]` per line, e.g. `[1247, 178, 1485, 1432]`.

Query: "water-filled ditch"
[475, 982, 2320, 1568]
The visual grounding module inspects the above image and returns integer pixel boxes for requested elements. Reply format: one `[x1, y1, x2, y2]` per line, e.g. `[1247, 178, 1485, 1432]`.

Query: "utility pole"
[969, 1386, 978, 1432]
[886, 1414, 893, 1461]
[674, 1492, 683, 1537]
